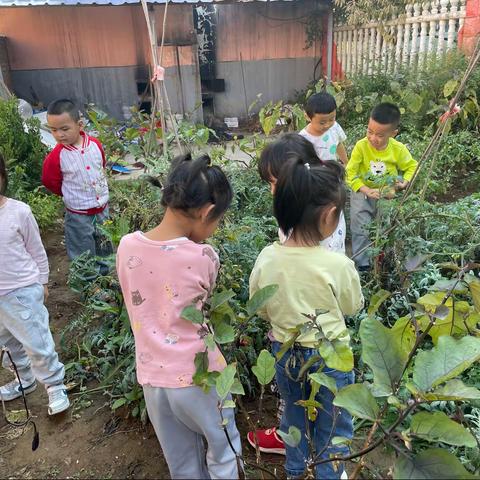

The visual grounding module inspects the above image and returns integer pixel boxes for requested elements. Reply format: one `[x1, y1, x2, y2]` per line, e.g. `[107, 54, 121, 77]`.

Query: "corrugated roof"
[0, 0, 295, 5]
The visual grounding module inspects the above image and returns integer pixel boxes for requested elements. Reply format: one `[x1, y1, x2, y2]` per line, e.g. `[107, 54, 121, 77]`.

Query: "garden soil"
[0, 227, 285, 479]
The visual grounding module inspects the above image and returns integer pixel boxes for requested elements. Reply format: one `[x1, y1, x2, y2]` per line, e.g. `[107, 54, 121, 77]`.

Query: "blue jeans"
[272, 341, 354, 479]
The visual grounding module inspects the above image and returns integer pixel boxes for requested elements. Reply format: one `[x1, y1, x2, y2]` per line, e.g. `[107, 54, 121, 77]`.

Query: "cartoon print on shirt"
[165, 333, 179, 345]
[164, 284, 179, 301]
[127, 256, 143, 269]
[139, 352, 153, 364]
[131, 289, 146, 306]
[159, 245, 177, 252]
[202, 247, 219, 269]
[370, 160, 387, 176]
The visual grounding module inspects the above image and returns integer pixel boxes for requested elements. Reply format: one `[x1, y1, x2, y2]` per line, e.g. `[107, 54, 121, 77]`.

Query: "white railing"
[334, 0, 467, 77]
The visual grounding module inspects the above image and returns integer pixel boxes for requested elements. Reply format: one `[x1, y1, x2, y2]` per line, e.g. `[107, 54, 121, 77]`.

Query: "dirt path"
[0, 227, 284, 479]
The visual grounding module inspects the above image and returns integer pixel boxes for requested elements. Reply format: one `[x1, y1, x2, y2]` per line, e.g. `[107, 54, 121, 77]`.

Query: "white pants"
[143, 384, 242, 479]
[0, 283, 65, 387]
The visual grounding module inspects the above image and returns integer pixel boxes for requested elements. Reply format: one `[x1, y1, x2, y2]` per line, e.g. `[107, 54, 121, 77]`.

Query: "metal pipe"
[326, 7, 334, 83]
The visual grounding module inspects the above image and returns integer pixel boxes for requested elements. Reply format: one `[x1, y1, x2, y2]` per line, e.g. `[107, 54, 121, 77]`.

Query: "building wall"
[0, 5, 201, 120]
[0, 1, 328, 121]
[213, 1, 325, 118]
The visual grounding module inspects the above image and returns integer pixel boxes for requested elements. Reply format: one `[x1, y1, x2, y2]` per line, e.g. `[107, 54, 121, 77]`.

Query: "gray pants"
[143, 385, 242, 479]
[350, 191, 378, 268]
[64, 207, 112, 261]
[64, 207, 112, 275]
[0, 283, 65, 387]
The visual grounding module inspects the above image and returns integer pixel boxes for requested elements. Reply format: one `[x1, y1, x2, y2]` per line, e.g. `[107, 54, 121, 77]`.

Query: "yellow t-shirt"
[249, 243, 364, 347]
[346, 137, 418, 192]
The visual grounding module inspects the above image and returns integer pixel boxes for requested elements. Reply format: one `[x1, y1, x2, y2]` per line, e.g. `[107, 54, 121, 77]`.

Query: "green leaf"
[275, 330, 300, 361]
[391, 316, 416, 356]
[412, 335, 480, 392]
[194, 351, 209, 374]
[319, 339, 353, 372]
[277, 426, 301, 448]
[230, 378, 245, 396]
[309, 372, 338, 394]
[222, 399, 236, 409]
[181, 305, 204, 324]
[251, 349, 276, 386]
[210, 290, 236, 311]
[421, 379, 480, 401]
[246, 284, 279, 317]
[469, 278, 480, 312]
[409, 411, 476, 447]
[359, 317, 408, 396]
[443, 79, 458, 98]
[213, 322, 235, 344]
[112, 397, 127, 410]
[331, 436, 351, 446]
[393, 448, 475, 479]
[204, 333, 216, 351]
[333, 384, 379, 421]
[368, 289, 392, 316]
[216, 364, 237, 400]
[404, 91, 423, 113]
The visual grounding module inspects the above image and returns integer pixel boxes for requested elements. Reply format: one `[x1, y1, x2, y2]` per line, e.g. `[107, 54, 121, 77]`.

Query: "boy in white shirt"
[299, 92, 348, 165]
[299, 92, 348, 252]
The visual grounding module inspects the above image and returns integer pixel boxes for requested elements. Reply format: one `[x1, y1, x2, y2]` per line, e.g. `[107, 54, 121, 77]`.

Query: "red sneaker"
[246, 427, 286, 455]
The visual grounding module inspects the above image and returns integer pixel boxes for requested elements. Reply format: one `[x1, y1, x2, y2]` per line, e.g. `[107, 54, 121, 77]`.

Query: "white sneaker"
[0, 379, 37, 401]
[47, 384, 70, 415]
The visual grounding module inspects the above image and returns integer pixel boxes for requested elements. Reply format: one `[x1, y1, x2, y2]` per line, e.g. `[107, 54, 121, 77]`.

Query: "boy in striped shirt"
[42, 99, 112, 273]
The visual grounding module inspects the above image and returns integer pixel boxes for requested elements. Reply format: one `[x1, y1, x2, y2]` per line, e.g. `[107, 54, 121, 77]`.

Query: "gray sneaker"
[47, 384, 70, 415]
[0, 379, 37, 401]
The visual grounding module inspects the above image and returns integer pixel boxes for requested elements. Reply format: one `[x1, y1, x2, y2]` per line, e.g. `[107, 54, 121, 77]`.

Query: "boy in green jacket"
[346, 103, 418, 270]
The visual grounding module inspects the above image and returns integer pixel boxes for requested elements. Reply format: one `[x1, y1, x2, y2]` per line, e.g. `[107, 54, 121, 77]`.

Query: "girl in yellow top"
[250, 156, 364, 479]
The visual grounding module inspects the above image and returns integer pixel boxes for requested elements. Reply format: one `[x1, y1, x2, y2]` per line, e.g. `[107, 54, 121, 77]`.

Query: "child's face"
[47, 113, 82, 146]
[366, 118, 398, 151]
[307, 111, 336, 136]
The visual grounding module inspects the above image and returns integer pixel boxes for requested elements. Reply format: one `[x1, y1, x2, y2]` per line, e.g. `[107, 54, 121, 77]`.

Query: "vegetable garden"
[2, 50, 480, 478]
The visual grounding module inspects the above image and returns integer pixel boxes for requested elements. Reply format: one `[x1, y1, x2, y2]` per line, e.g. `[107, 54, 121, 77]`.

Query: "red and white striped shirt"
[42, 132, 109, 214]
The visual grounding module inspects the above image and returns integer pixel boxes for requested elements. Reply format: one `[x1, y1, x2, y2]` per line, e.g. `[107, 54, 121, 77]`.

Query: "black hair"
[274, 158, 346, 245]
[0, 152, 7, 195]
[371, 102, 401, 128]
[258, 133, 324, 183]
[47, 99, 80, 122]
[156, 153, 232, 220]
[305, 92, 337, 118]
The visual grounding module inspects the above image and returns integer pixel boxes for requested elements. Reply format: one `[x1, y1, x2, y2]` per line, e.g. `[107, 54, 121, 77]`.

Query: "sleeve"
[41, 147, 63, 196]
[249, 256, 268, 320]
[397, 144, 418, 182]
[204, 246, 219, 294]
[345, 141, 366, 192]
[335, 123, 347, 143]
[335, 261, 364, 316]
[22, 206, 49, 285]
[90, 137, 107, 168]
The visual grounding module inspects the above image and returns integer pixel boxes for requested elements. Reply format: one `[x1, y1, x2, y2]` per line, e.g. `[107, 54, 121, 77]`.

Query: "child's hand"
[43, 285, 49, 301]
[359, 186, 381, 200]
[395, 179, 409, 190]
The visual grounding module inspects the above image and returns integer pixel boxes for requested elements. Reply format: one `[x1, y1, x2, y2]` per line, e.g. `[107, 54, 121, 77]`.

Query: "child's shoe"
[247, 427, 286, 455]
[47, 384, 70, 415]
[0, 378, 37, 401]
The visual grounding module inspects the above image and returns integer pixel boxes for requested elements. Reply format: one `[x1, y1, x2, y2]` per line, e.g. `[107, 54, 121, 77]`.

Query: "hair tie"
[305, 163, 311, 170]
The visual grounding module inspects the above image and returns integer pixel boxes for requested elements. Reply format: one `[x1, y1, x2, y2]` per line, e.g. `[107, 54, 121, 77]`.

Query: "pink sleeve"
[22, 207, 49, 284]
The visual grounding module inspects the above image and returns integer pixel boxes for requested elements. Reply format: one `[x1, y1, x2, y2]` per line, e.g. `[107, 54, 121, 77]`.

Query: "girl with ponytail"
[117, 154, 241, 479]
[249, 153, 364, 479]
